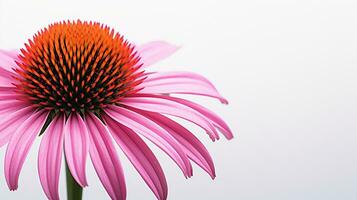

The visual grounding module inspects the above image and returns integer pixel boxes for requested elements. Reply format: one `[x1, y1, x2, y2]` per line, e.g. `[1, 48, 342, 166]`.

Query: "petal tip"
[220, 98, 229, 105]
[8, 183, 18, 191]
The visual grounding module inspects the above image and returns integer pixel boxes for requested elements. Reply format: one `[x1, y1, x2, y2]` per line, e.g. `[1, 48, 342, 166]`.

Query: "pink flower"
[0, 20, 233, 200]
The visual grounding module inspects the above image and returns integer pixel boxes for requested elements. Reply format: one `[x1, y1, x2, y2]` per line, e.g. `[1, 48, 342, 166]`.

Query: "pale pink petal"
[0, 50, 20, 87]
[104, 114, 168, 200]
[143, 72, 216, 89]
[5, 110, 49, 190]
[137, 41, 179, 67]
[139, 84, 228, 104]
[38, 114, 65, 200]
[0, 50, 17, 72]
[0, 106, 35, 147]
[120, 95, 219, 141]
[0, 69, 15, 87]
[0, 49, 20, 61]
[139, 71, 228, 104]
[64, 112, 89, 187]
[105, 106, 192, 178]
[0, 75, 12, 87]
[140, 111, 216, 179]
[85, 112, 126, 200]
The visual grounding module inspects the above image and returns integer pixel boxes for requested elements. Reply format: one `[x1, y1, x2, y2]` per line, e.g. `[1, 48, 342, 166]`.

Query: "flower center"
[15, 20, 143, 113]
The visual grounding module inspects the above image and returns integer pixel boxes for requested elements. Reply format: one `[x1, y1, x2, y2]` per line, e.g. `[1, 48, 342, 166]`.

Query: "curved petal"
[140, 111, 216, 179]
[104, 115, 168, 200]
[126, 94, 233, 139]
[5, 110, 49, 190]
[167, 97, 233, 140]
[0, 106, 35, 147]
[137, 41, 179, 67]
[85, 112, 126, 200]
[64, 112, 89, 187]
[38, 114, 65, 200]
[120, 95, 219, 141]
[105, 106, 192, 178]
[140, 71, 228, 104]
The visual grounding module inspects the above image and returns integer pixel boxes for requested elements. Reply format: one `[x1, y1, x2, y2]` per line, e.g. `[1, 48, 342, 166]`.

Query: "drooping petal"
[167, 97, 233, 140]
[140, 71, 228, 104]
[38, 114, 65, 200]
[120, 95, 219, 140]
[64, 112, 89, 187]
[5, 110, 49, 190]
[137, 41, 179, 67]
[125, 94, 233, 140]
[104, 114, 168, 200]
[0, 106, 35, 147]
[105, 105, 192, 178]
[85, 112, 126, 200]
[139, 111, 216, 179]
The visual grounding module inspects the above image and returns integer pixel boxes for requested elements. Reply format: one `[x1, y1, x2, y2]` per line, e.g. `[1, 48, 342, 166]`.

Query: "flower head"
[0, 20, 233, 200]
[15, 21, 143, 112]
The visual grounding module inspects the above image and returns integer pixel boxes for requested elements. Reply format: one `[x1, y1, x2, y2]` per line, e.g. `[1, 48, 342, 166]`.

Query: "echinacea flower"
[0, 20, 233, 200]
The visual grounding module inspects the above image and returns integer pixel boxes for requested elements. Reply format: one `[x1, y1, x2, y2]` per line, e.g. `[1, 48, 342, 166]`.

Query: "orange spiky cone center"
[14, 20, 144, 113]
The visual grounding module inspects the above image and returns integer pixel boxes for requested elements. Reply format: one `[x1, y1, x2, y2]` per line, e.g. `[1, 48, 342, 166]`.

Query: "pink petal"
[0, 68, 14, 87]
[0, 50, 19, 87]
[139, 84, 228, 104]
[0, 87, 26, 101]
[38, 114, 65, 200]
[0, 100, 29, 116]
[0, 106, 35, 147]
[126, 94, 233, 139]
[0, 50, 17, 73]
[105, 106, 192, 178]
[137, 41, 179, 67]
[143, 71, 216, 87]
[0, 86, 16, 93]
[104, 114, 168, 200]
[0, 51, 18, 87]
[120, 95, 219, 141]
[0, 75, 13, 87]
[141, 71, 228, 104]
[167, 97, 233, 140]
[64, 112, 89, 187]
[0, 49, 20, 61]
[5, 110, 49, 190]
[140, 111, 216, 179]
[85, 112, 126, 200]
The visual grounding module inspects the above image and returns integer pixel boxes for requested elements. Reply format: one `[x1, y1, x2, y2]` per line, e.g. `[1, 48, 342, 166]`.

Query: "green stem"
[65, 161, 83, 200]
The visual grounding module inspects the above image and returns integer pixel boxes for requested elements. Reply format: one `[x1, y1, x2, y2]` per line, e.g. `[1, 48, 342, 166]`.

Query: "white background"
[1, 0, 357, 199]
